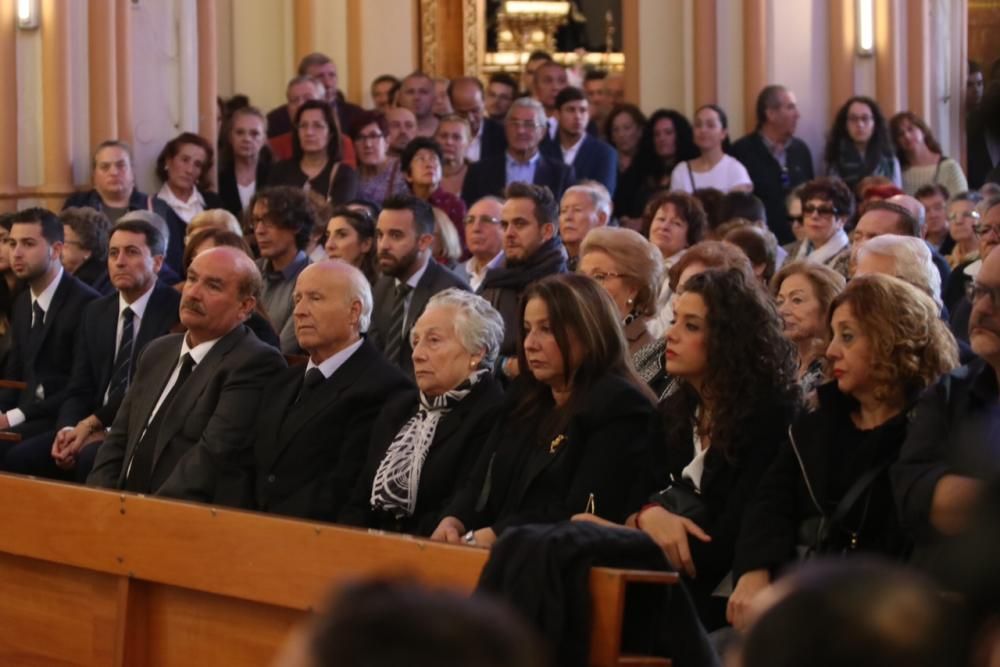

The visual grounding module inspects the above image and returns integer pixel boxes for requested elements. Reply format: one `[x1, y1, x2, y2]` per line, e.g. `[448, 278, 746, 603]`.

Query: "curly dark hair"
[661, 268, 801, 461]
[155, 132, 215, 191]
[59, 206, 111, 261]
[798, 177, 856, 220]
[292, 99, 343, 163]
[642, 109, 698, 181]
[249, 186, 318, 250]
[400, 136, 444, 178]
[641, 190, 707, 243]
[824, 96, 894, 174]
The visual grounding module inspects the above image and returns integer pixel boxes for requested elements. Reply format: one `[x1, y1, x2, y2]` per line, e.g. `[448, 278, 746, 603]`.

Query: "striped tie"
[106, 307, 135, 400]
[383, 283, 411, 366]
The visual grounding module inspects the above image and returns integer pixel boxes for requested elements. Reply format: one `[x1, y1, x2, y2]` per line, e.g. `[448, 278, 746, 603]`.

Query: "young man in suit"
[252, 260, 414, 521]
[542, 87, 618, 197]
[368, 195, 470, 378]
[0, 208, 99, 448]
[87, 247, 285, 505]
[2, 218, 181, 480]
[461, 97, 575, 208]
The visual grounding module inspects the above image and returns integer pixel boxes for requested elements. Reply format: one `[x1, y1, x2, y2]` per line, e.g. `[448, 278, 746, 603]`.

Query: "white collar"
[799, 229, 850, 266]
[118, 282, 156, 321]
[31, 265, 64, 313]
[157, 183, 205, 211]
[306, 337, 364, 379]
[180, 333, 223, 365]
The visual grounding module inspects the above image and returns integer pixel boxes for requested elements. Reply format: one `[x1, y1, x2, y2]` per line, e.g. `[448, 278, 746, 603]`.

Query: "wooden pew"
[0, 474, 676, 667]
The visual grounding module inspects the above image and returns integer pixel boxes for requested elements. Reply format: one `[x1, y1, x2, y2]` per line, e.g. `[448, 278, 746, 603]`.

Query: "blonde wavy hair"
[828, 274, 958, 403]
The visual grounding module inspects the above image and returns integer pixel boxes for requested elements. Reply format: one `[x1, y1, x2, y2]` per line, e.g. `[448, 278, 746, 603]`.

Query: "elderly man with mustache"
[87, 247, 285, 504]
[892, 197, 1000, 572]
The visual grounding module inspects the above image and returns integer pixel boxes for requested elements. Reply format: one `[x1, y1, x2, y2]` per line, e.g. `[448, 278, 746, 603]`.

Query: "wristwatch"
[462, 530, 477, 545]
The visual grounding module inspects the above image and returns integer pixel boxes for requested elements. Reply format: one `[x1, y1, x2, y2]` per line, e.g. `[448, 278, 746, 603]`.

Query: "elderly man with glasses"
[454, 197, 505, 292]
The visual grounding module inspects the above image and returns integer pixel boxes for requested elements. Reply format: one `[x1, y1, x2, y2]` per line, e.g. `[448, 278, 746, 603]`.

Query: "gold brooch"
[549, 434, 566, 454]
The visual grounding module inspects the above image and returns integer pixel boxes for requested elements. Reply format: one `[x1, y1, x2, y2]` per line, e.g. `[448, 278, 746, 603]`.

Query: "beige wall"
[352, 0, 418, 107]
[635, 0, 689, 116]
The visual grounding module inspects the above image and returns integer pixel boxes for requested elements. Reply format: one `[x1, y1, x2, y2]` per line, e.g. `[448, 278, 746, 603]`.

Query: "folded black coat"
[477, 521, 720, 667]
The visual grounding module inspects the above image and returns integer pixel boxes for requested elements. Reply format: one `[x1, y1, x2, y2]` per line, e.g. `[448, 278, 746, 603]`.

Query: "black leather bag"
[651, 475, 710, 527]
[796, 464, 886, 558]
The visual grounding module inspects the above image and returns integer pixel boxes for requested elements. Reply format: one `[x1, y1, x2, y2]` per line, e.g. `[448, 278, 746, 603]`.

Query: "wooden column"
[621, 0, 640, 109]
[874, 0, 898, 114]
[197, 0, 218, 190]
[692, 0, 717, 107]
[828, 0, 854, 119]
[115, 0, 133, 147]
[41, 0, 73, 203]
[346, 0, 362, 102]
[906, 0, 930, 120]
[418, 0, 464, 79]
[88, 0, 117, 150]
[293, 0, 316, 66]
[743, 0, 767, 132]
[0, 0, 18, 211]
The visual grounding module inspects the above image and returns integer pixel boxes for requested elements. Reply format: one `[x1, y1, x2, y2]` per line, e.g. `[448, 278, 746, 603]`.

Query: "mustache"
[180, 299, 206, 315]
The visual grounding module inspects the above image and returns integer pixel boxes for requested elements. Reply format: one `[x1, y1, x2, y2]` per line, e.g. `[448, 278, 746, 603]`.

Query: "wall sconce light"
[16, 0, 40, 30]
[856, 0, 874, 56]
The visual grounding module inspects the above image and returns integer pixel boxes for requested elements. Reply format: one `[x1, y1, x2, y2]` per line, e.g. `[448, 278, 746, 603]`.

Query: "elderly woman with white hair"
[854, 234, 942, 308]
[341, 289, 506, 535]
[577, 226, 664, 356]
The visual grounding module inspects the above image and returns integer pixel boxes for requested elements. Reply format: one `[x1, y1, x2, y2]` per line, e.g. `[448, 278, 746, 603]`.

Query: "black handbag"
[796, 463, 887, 558]
[650, 475, 710, 527]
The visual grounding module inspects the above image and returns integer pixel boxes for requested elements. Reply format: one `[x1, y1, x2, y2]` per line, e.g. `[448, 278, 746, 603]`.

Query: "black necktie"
[123, 353, 196, 493]
[383, 283, 412, 365]
[31, 301, 45, 337]
[295, 367, 325, 404]
[106, 307, 135, 402]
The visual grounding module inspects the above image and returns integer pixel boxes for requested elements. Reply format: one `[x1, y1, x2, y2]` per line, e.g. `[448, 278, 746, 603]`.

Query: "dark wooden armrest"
[0, 380, 26, 391]
[0, 432, 21, 443]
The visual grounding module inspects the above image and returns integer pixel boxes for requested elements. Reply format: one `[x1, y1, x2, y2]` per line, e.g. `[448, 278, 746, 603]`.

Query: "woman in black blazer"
[217, 106, 273, 218]
[727, 275, 959, 630]
[431, 273, 658, 548]
[598, 268, 801, 630]
[340, 289, 505, 535]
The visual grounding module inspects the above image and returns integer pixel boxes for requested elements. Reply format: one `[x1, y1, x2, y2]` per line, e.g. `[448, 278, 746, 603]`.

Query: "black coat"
[729, 132, 815, 244]
[268, 159, 359, 206]
[0, 272, 99, 423]
[58, 283, 181, 429]
[646, 389, 795, 625]
[340, 375, 505, 535]
[447, 374, 657, 535]
[73, 256, 113, 296]
[217, 156, 272, 218]
[251, 339, 414, 522]
[735, 382, 913, 579]
[460, 151, 575, 208]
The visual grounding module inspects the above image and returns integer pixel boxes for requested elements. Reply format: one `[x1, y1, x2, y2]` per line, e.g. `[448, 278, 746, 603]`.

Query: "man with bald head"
[449, 76, 506, 162]
[250, 260, 413, 521]
[88, 247, 286, 505]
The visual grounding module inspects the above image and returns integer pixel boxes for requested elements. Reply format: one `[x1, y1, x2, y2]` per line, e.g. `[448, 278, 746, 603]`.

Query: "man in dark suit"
[2, 218, 181, 480]
[730, 85, 814, 245]
[461, 97, 575, 208]
[87, 247, 286, 504]
[368, 195, 470, 378]
[541, 87, 617, 196]
[449, 76, 507, 162]
[0, 208, 99, 450]
[252, 260, 414, 521]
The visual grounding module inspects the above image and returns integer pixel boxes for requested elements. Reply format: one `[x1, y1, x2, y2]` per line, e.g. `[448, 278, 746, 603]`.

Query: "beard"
[380, 245, 421, 278]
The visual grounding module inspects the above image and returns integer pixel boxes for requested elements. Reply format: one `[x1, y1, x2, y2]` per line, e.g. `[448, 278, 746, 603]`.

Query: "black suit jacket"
[540, 133, 618, 196]
[730, 132, 814, 244]
[368, 260, 470, 378]
[0, 271, 99, 421]
[460, 151, 576, 208]
[480, 118, 507, 159]
[341, 375, 505, 535]
[154, 189, 225, 275]
[252, 339, 414, 521]
[87, 325, 286, 505]
[58, 283, 181, 429]
[447, 374, 656, 535]
[217, 156, 272, 218]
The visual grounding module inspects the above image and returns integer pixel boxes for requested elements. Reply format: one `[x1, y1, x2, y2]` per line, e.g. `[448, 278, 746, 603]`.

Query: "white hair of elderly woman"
[857, 234, 941, 307]
[423, 288, 505, 367]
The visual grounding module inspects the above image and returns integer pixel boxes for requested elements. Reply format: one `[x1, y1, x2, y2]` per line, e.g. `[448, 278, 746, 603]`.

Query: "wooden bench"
[0, 474, 676, 666]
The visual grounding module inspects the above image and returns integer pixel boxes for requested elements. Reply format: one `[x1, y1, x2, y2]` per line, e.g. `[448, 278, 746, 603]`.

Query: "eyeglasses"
[968, 281, 1000, 309]
[585, 270, 626, 284]
[356, 132, 384, 143]
[507, 119, 540, 129]
[788, 215, 804, 225]
[847, 114, 873, 124]
[947, 211, 980, 223]
[464, 214, 501, 226]
[973, 223, 1000, 237]
[803, 204, 838, 218]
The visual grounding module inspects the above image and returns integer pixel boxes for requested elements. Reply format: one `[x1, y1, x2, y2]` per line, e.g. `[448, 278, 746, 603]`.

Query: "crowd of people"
[1, 49, 999, 666]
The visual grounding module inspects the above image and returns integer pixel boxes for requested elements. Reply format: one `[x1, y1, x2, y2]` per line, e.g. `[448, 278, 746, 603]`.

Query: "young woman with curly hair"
[580, 268, 801, 630]
[728, 274, 959, 631]
[824, 96, 900, 194]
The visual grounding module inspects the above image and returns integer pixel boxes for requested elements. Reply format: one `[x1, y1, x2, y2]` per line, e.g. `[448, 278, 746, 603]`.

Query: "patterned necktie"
[383, 283, 412, 365]
[107, 307, 135, 400]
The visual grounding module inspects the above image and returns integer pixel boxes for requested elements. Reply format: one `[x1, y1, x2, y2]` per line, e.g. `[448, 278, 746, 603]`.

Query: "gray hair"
[563, 181, 612, 219]
[976, 193, 1000, 219]
[506, 96, 546, 129]
[858, 234, 941, 307]
[118, 209, 170, 250]
[338, 260, 374, 333]
[422, 288, 504, 367]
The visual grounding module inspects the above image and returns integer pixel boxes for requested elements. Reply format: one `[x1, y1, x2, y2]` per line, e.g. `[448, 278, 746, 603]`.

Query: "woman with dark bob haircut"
[784, 176, 855, 278]
[581, 268, 801, 630]
[644, 108, 699, 191]
[728, 274, 959, 631]
[431, 273, 658, 547]
[269, 99, 359, 205]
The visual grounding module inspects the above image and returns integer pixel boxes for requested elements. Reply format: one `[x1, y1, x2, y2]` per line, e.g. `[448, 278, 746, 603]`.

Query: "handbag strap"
[687, 161, 696, 191]
[325, 162, 342, 202]
[831, 462, 889, 525]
